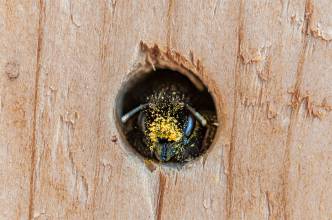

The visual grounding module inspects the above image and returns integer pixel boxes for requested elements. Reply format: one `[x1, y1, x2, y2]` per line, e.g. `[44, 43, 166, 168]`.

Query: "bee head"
[138, 89, 185, 161]
[121, 87, 206, 162]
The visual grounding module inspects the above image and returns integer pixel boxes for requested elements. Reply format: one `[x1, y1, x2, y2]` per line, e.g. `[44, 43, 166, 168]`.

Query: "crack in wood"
[69, 0, 80, 28]
[213, 0, 222, 17]
[282, 1, 313, 219]
[156, 172, 166, 220]
[166, 0, 174, 49]
[225, 0, 244, 218]
[91, 2, 110, 218]
[28, 0, 45, 219]
[109, 0, 117, 15]
[265, 191, 272, 220]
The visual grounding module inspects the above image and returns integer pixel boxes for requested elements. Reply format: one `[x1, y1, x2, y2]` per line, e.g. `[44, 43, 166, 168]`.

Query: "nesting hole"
[116, 68, 218, 164]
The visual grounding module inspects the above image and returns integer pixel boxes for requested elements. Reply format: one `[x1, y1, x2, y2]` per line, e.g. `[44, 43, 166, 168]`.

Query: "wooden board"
[0, 0, 331, 219]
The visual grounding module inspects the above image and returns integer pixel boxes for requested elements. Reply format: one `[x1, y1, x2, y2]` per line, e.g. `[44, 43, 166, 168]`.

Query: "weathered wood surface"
[0, 0, 331, 219]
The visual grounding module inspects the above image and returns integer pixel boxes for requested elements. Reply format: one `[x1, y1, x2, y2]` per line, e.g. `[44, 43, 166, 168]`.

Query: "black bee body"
[122, 73, 217, 163]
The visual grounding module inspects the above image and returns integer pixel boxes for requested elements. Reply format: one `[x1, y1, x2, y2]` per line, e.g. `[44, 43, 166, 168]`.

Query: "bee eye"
[183, 114, 195, 137]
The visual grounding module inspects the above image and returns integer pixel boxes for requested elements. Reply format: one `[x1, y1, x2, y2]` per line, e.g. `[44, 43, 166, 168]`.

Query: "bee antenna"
[121, 104, 148, 123]
[185, 104, 207, 127]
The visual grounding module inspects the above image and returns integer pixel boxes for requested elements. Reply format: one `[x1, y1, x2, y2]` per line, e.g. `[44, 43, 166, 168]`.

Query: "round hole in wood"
[115, 68, 218, 164]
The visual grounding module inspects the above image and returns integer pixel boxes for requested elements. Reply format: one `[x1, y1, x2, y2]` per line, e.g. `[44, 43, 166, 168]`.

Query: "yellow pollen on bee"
[148, 116, 182, 144]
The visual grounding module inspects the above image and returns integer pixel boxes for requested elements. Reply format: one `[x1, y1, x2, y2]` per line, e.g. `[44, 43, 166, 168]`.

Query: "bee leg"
[185, 104, 207, 127]
[121, 104, 148, 123]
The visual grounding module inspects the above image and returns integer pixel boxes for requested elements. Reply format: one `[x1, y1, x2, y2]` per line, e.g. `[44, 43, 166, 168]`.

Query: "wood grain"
[0, 0, 331, 219]
[0, 1, 40, 219]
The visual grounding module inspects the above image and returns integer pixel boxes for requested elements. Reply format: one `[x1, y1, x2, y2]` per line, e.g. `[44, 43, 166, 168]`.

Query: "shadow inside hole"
[116, 68, 218, 164]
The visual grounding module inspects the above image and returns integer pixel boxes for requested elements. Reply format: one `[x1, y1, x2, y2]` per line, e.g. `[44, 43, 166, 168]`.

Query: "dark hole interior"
[116, 68, 218, 163]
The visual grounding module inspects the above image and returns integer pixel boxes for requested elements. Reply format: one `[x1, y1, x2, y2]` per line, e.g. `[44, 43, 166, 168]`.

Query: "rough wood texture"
[0, 0, 331, 219]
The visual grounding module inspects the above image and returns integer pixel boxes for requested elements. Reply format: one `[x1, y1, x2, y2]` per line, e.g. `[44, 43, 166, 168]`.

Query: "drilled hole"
[116, 68, 218, 163]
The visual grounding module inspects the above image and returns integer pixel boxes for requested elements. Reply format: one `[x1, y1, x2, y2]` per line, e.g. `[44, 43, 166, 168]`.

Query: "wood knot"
[111, 135, 118, 143]
[5, 61, 20, 80]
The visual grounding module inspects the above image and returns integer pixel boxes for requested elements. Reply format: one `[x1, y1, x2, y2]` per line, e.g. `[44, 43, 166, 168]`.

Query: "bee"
[121, 72, 217, 163]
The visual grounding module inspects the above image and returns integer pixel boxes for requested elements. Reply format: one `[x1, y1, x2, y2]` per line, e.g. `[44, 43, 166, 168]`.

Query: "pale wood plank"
[0, 1, 331, 220]
[30, 1, 169, 219]
[0, 1, 40, 219]
[285, 1, 332, 219]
